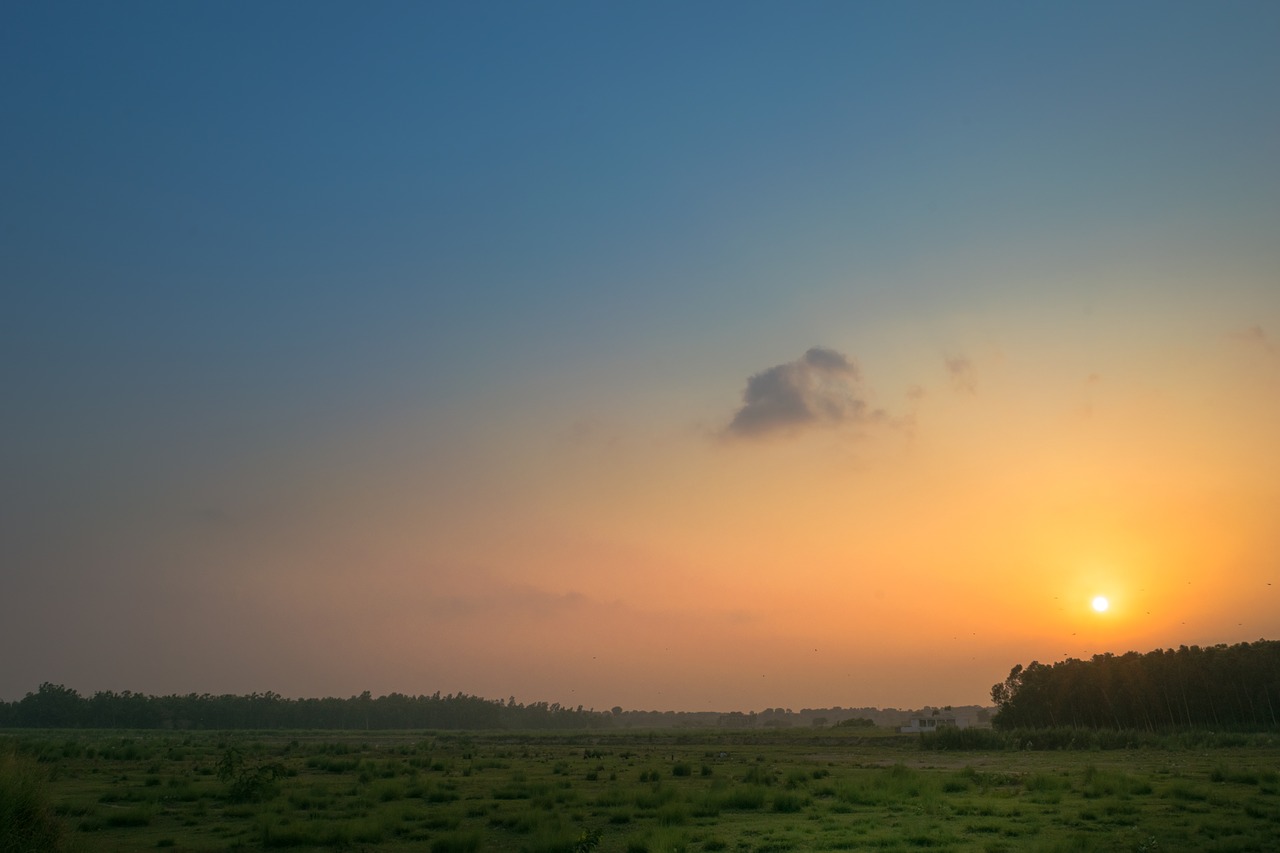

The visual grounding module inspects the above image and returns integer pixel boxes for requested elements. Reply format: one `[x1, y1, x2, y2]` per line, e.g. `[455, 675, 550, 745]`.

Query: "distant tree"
[0, 685, 613, 731]
[835, 717, 876, 728]
[15, 683, 84, 728]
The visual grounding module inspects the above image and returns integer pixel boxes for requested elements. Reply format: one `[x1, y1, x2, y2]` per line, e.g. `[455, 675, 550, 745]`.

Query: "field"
[4, 728, 1280, 852]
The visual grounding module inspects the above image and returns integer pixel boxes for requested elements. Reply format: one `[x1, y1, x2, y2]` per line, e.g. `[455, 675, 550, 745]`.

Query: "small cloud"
[906, 384, 925, 401]
[945, 355, 977, 394]
[425, 585, 593, 622]
[725, 346, 882, 439]
[1231, 325, 1273, 353]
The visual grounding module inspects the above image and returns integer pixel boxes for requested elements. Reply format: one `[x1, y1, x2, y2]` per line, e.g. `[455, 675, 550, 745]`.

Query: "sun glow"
[1091, 596, 1110, 613]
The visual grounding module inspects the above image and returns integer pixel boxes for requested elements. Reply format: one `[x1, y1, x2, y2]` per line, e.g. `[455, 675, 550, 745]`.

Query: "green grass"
[0, 748, 69, 852]
[2, 728, 1279, 851]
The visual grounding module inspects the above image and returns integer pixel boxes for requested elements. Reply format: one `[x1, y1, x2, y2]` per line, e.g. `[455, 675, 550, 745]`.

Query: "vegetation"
[2, 727, 1279, 852]
[0, 685, 964, 732]
[0, 746, 68, 852]
[0, 686, 610, 731]
[991, 640, 1280, 731]
[6, 641, 1279, 850]
[834, 717, 877, 728]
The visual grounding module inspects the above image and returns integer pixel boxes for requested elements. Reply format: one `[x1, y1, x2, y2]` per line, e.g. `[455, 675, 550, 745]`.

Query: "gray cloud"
[1232, 325, 1273, 353]
[945, 355, 977, 394]
[726, 347, 882, 438]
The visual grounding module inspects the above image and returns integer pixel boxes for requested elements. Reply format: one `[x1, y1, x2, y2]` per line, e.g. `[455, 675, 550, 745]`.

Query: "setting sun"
[4, 0, 1280, 720]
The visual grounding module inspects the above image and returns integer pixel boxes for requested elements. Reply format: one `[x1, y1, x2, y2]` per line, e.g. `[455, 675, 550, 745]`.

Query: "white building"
[898, 715, 971, 733]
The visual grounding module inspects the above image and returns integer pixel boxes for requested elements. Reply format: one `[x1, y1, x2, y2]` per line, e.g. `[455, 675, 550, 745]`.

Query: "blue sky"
[3, 2, 1279, 709]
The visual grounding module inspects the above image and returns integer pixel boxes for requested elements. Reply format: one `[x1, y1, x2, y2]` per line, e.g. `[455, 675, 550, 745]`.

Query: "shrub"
[657, 802, 688, 825]
[1081, 765, 1151, 798]
[772, 791, 807, 813]
[0, 751, 68, 852]
[217, 746, 285, 802]
[104, 807, 153, 828]
[1024, 772, 1069, 793]
[431, 833, 481, 853]
[918, 727, 1010, 750]
[836, 717, 876, 728]
[259, 819, 316, 848]
[721, 785, 766, 810]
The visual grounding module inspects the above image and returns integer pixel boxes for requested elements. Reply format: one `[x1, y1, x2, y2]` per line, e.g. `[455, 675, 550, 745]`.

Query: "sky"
[3, 1, 1279, 712]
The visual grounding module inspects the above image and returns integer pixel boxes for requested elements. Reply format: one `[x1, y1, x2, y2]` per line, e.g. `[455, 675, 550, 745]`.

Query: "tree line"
[991, 640, 1280, 731]
[0, 685, 978, 731]
[0, 685, 612, 731]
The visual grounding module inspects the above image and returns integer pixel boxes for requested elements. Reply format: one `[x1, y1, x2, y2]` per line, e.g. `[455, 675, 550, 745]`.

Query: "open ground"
[4, 728, 1280, 852]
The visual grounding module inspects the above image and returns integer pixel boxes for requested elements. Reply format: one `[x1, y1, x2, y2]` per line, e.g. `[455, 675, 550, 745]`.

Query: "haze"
[3, 2, 1278, 712]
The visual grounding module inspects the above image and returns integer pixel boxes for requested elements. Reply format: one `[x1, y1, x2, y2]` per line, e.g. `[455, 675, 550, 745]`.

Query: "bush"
[720, 785, 766, 810]
[771, 791, 807, 813]
[918, 727, 1010, 750]
[0, 750, 68, 852]
[835, 717, 876, 728]
[431, 833, 481, 853]
[104, 807, 153, 828]
[217, 746, 286, 802]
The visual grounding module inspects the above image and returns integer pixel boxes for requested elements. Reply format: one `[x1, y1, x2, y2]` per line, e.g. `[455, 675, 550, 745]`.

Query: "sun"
[1091, 595, 1110, 613]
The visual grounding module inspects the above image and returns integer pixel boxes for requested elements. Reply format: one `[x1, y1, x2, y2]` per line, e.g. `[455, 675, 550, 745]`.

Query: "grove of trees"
[0, 687, 947, 731]
[0, 686, 610, 731]
[991, 640, 1280, 731]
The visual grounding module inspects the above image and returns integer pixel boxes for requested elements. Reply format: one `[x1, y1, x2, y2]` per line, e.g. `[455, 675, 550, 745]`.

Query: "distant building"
[898, 715, 971, 733]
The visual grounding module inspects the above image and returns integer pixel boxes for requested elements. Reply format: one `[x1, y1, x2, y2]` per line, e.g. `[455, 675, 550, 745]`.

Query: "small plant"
[575, 827, 602, 852]
[431, 832, 482, 853]
[104, 807, 153, 828]
[771, 791, 807, 813]
[216, 745, 286, 803]
[0, 751, 68, 853]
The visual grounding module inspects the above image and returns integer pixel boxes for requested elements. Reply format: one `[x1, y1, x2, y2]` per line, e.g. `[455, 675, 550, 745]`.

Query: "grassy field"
[3, 728, 1279, 852]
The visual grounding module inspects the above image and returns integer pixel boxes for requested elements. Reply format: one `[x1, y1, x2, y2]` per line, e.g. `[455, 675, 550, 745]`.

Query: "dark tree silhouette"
[991, 640, 1280, 731]
[0, 685, 611, 731]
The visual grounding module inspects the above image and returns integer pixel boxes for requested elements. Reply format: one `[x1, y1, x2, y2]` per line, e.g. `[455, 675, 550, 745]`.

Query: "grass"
[1, 727, 1279, 851]
[0, 748, 69, 852]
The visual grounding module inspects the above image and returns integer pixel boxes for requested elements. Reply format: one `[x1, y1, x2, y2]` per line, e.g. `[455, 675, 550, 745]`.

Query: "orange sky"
[5, 3, 1279, 710]
[126, 280, 1275, 711]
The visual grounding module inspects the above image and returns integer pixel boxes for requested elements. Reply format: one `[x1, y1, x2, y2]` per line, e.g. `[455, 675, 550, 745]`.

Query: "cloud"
[425, 586, 592, 622]
[945, 355, 977, 394]
[726, 347, 882, 438]
[1231, 325, 1273, 353]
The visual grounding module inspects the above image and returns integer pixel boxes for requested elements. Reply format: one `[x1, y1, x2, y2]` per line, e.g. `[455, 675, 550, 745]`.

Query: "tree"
[15, 683, 84, 728]
[991, 641, 1280, 731]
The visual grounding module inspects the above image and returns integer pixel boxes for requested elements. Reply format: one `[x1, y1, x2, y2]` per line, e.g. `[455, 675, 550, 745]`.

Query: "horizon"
[2, 680, 998, 717]
[8, 636, 1273, 714]
[4, 2, 1279, 713]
